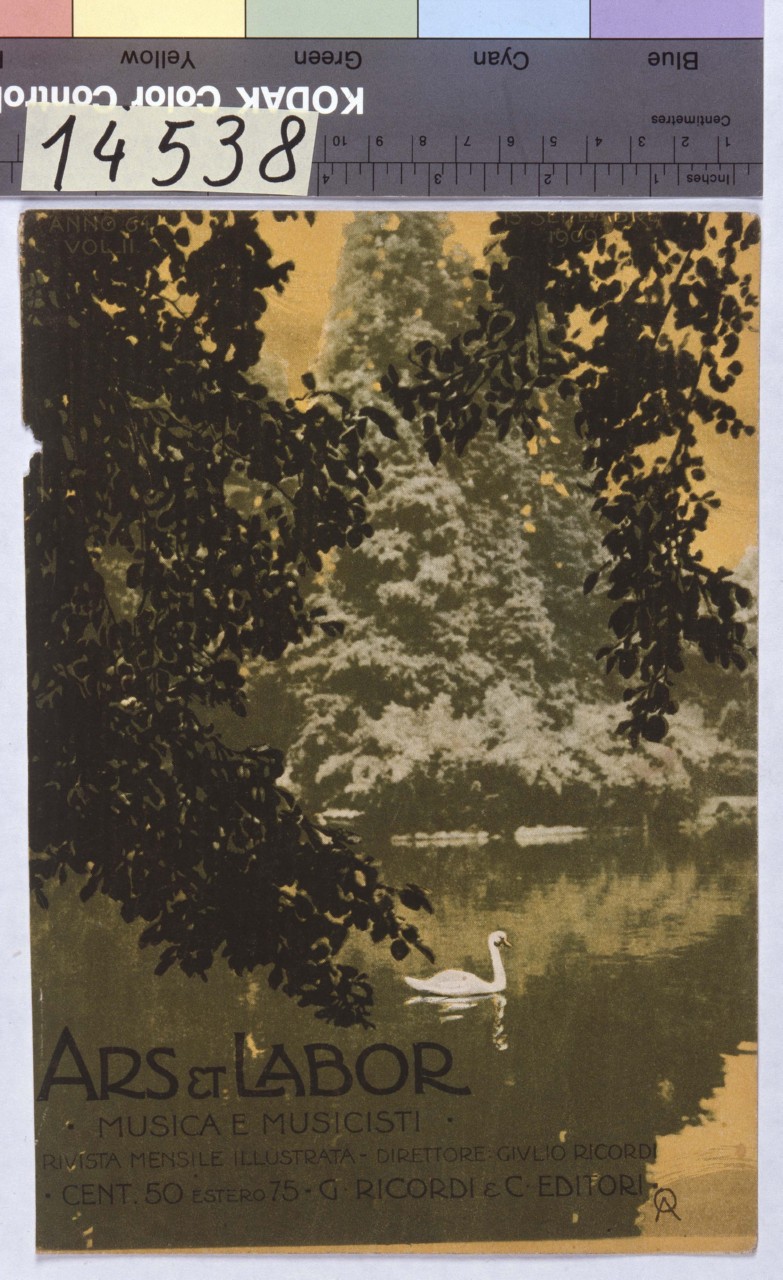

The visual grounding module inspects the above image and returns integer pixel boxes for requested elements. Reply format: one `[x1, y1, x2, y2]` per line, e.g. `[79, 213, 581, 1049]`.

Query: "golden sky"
[256, 212, 758, 570]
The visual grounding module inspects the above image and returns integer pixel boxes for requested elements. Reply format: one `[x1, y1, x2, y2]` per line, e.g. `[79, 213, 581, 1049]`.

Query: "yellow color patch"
[74, 0, 244, 37]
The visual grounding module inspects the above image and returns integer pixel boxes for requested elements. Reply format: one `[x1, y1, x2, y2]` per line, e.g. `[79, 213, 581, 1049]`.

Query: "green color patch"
[247, 0, 417, 38]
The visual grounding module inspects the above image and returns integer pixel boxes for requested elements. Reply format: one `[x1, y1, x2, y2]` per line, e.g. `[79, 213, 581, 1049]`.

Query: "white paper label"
[22, 103, 318, 195]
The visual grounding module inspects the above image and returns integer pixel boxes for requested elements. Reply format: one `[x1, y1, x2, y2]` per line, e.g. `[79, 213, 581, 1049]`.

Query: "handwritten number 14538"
[39, 111, 308, 192]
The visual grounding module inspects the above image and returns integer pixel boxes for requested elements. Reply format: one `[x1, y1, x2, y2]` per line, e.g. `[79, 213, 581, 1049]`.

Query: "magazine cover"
[22, 209, 758, 1253]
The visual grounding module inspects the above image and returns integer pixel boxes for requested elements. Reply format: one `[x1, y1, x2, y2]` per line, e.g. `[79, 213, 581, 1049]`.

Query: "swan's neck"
[489, 941, 506, 991]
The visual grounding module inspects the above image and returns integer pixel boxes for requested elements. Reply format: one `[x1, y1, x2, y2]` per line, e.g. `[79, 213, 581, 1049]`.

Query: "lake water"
[32, 827, 756, 1249]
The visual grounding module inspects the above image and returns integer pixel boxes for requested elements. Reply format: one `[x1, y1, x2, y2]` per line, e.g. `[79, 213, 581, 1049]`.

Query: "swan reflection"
[405, 991, 509, 1052]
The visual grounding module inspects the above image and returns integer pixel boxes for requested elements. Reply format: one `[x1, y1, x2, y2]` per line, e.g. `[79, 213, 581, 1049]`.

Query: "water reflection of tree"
[33, 833, 754, 1245]
[380, 835, 755, 1240]
[465, 905, 754, 1239]
[388, 834, 754, 980]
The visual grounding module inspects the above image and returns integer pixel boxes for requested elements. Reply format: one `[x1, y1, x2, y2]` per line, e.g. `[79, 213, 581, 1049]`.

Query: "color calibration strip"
[0, 2, 765, 40]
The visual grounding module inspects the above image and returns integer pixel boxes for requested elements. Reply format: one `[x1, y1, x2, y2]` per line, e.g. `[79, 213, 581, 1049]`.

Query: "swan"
[404, 930, 511, 997]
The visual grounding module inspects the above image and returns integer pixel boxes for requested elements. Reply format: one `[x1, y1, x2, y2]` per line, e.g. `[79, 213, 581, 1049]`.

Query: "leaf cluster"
[23, 211, 431, 1025]
[383, 213, 758, 743]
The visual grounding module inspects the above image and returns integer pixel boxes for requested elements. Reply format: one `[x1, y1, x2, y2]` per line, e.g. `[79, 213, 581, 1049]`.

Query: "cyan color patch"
[420, 0, 589, 39]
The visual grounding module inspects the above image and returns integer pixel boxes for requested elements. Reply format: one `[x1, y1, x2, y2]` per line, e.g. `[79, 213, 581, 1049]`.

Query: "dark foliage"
[22, 209, 757, 1027]
[23, 211, 432, 1027]
[384, 212, 758, 745]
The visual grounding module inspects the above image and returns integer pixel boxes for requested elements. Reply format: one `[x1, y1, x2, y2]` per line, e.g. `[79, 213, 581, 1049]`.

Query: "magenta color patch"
[591, 0, 763, 39]
[0, 0, 72, 36]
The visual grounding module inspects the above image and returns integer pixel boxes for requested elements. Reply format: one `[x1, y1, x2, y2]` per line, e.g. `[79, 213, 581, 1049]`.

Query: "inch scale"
[0, 38, 763, 198]
[313, 134, 758, 198]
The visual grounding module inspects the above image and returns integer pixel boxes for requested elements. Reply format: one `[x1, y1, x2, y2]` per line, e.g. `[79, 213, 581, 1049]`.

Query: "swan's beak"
[500, 937, 511, 948]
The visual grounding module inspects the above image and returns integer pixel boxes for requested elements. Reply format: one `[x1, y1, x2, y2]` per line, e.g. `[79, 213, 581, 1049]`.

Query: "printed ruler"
[0, 39, 763, 197]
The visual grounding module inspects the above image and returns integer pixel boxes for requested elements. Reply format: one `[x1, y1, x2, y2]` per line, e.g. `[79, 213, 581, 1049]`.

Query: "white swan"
[404, 930, 511, 997]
